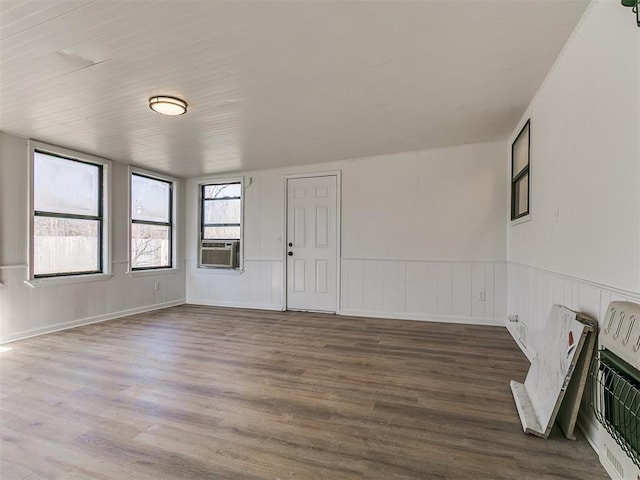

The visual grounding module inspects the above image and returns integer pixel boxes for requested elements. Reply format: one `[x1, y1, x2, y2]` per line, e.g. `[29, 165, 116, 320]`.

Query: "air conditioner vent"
[202, 241, 227, 248]
[200, 240, 239, 268]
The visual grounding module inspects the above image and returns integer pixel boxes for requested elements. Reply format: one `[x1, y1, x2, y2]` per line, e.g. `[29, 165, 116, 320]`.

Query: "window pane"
[34, 151, 100, 216]
[514, 174, 529, 216]
[204, 226, 241, 240]
[131, 174, 171, 223]
[204, 199, 241, 224]
[512, 123, 530, 178]
[131, 224, 170, 268]
[203, 183, 241, 199]
[34, 217, 99, 275]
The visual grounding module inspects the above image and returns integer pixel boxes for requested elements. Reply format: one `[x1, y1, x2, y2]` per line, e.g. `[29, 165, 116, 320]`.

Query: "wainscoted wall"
[506, 261, 640, 447]
[0, 132, 186, 344]
[185, 140, 508, 325]
[185, 258, 508, 325]
[507, 263, 640, 361]
[186, 259, 283, 310]
[341, 259, 506, 325]
[0, 261, 186, 344]
[505, 2, 640, 462]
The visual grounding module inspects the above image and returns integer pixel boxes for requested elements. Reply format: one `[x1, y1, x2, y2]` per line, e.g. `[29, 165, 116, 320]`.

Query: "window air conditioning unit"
[200, 240, 239, 268]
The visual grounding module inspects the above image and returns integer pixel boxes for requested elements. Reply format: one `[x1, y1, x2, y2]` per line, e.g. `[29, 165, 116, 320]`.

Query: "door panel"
[315, 207, 328, 247]
[316, 259, 328, 294]
[286, 175, 337, 312]
[294, 207, 306, 247]
[294, 259, 306, 293]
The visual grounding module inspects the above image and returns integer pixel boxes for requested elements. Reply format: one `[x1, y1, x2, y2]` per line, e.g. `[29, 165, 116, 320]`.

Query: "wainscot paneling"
[506, 262, 640, 361]
[185, 259, 283, 311]
[0, 261, 186, 344]
[340, 258, 507, 326]
[185, 258, 507, 326]
[506, 261, 640, 450]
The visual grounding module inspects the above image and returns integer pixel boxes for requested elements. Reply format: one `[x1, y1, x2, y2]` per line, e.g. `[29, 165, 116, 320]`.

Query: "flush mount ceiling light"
[149, 96, 188, 116]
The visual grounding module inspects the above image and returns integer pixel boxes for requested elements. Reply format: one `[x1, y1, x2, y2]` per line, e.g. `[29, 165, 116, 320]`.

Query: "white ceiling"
[0, 0, 589, 178]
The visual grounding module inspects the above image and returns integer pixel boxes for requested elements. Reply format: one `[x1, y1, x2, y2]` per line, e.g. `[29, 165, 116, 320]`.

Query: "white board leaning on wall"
[511, 305, 593, 439]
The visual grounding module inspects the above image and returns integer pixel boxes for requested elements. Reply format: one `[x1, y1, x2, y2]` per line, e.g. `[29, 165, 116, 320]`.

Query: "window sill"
[195, 267, 244, 275]
[510, 214, 531, 226]
[24, 273, 113, 288]
[126, 268, 180, 278]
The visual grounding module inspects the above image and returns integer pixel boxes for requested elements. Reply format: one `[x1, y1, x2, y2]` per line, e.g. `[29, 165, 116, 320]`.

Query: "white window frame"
[27, 140, 112, 286]
[197, 176, 244, 272]
[127, 167, 179, 277]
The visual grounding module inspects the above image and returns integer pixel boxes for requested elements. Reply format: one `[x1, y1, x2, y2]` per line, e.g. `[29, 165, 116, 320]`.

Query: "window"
[511, 119, 530, 220]
[200, 181, 242, 269]
[130, 172, 174, 270]
[31, 149, 105, 278]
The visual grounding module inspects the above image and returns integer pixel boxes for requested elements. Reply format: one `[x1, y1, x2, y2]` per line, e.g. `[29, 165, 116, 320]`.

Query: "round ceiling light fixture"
[149, 96, 188, 116]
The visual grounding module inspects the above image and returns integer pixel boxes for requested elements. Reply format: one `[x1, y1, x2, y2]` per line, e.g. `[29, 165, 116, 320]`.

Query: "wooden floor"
[1, 305, 608, 480]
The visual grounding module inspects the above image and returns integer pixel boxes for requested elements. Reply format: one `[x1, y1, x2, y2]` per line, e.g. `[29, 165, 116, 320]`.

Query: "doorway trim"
[282, 170, 341, 312]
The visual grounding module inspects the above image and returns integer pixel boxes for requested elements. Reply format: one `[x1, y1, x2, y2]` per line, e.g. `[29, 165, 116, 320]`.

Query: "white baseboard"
[187, 299, 284, 312]
[185, 302, 502, 326]
[338, 309, 504, 326]
[0, 299, 186, 344]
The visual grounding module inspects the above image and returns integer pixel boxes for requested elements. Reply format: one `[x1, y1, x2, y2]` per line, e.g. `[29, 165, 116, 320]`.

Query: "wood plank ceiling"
[0, 1, 589, 177]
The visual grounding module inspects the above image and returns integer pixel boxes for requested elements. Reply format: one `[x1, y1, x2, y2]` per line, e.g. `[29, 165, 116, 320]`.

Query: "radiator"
[588, 302, 640, 480]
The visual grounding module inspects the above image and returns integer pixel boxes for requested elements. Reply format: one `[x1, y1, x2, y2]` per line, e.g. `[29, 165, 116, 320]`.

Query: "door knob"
[288, 251, 293, 256]
[288, 242, 293, 247]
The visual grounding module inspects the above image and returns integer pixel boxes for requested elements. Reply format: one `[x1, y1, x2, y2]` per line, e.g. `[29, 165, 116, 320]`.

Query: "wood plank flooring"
[1, 305, 608, 479]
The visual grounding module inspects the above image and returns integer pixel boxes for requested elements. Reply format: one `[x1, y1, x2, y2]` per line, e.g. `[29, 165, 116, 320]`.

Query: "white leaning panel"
[511, 304, 591, 438]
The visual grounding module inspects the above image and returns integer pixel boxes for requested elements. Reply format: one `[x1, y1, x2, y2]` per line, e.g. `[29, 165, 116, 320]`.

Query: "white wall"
[0, 132, 186, 343]
[507, 0, 640, 358]
[508, 0, 640, 292]
[186, 140, 508, 324]
[505, 0, 640, 450]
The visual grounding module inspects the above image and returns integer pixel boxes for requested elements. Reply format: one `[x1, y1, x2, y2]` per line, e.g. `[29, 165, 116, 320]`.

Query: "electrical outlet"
[477, 291, 485, 301]
[508, 314, 519, 322]
[154, 281, 160, 292]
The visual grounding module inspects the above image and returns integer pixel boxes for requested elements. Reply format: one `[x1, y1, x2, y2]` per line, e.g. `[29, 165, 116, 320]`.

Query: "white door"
[286, 175, 338, 312]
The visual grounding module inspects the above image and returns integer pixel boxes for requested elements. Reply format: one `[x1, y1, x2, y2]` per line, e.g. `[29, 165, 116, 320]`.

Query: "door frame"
[282, 171, 341, 312]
